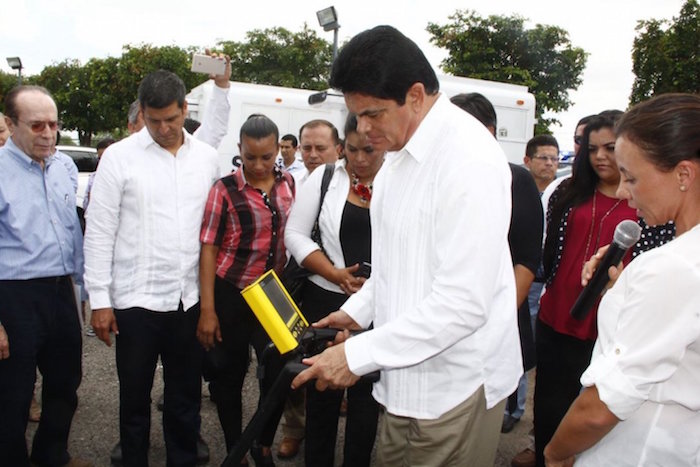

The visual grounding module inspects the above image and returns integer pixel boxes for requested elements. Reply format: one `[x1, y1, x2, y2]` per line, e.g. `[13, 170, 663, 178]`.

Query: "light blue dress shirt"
[0, 137, 84, 282]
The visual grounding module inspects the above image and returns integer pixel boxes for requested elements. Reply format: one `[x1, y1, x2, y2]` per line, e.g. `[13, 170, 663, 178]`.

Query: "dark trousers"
[115, 305, 202, 467]
[303, 282, 379, 467]
[208, 277, 285, 451]
[0, 277, 82, 467]
[533, 319, 594, 467]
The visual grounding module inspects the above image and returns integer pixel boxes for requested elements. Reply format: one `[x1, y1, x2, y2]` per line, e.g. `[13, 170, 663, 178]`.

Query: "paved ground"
[27, 311, 534, 466]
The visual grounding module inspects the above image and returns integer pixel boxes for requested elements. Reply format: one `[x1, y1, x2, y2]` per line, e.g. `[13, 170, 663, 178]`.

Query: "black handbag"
[281, 163, 335, 303]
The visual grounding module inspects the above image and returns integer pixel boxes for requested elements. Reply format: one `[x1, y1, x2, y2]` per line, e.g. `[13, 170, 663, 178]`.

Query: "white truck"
[186, 75, 535, 171]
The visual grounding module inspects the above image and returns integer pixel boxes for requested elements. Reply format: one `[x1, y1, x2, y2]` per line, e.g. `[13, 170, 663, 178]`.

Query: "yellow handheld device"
[240, 270, 309, 354]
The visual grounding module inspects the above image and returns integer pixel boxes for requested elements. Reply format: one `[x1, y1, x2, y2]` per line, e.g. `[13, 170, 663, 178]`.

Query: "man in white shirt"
[291, 26, 522, 466]
[84, 70, 220, 466]
[293, 120, 341, 186]
[280, 133, 305, 175]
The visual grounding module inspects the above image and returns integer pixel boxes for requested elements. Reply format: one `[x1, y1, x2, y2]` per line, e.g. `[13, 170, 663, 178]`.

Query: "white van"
[187, 81, 347, 174]
[186, 75, 535, 171]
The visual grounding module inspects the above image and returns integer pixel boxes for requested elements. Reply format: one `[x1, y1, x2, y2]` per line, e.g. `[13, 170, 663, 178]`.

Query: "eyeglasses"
[532, 155, 559, 163]
[574, 135, 583, 145]
[17, 119, 61, 133]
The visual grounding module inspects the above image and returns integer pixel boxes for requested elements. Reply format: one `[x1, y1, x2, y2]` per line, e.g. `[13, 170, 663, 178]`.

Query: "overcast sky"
[2, 0, 686, 151]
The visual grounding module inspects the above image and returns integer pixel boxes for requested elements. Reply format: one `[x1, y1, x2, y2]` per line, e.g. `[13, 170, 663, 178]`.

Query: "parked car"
[56, 145, 98, 229]
[556, 151, 575, 179]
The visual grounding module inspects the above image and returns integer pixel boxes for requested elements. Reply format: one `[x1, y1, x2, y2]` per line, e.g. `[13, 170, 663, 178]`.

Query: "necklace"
[582, 190, 623, 268]
[351, 171, 373, 204]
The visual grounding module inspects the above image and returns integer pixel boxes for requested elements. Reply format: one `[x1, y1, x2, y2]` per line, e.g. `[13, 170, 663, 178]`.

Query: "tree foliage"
[0, 70, 20, 113]
[22, 26, 333, 143]
[630, 0, 699, 104]
[34, 45, 201, 145]
[427, 10, 587, 134]
[218, 25, 332, 90]
[35, 59, 112, 146]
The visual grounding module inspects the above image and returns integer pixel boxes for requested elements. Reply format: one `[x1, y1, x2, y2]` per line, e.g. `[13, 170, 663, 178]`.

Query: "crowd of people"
[0, 24, 698, 467]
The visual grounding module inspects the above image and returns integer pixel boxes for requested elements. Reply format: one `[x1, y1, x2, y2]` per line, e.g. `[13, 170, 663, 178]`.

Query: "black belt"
[27, 275, 71, 284]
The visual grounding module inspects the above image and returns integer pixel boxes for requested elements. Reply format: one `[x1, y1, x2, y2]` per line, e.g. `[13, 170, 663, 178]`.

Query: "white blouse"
[577, 223, 700, 466]
[284, 159, 352, 294]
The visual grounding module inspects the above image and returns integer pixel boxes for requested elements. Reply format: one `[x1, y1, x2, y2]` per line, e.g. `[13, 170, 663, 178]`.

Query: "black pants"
[0, 277, 82, 467]
[208, 277, 285, 451]
[303, 281, 379, 467]
[533, 319, 594, 467]
[115, 305, 202, 467]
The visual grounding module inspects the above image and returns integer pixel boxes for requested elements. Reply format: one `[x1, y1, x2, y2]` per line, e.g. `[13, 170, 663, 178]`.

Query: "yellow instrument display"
[240, 270, 309, 354]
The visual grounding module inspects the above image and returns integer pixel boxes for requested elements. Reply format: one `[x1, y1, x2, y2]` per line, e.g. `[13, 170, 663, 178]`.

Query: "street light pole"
[316, 6, 340, 62]
[332, 28, 339, 62]
[6, 57, 23, 85]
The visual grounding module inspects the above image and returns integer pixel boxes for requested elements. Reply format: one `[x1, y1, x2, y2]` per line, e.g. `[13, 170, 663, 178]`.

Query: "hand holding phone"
[191, 53, 226, 75]
[354, 262, 372, 279]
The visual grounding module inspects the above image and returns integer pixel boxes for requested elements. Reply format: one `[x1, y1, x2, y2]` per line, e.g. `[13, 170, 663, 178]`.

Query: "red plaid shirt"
[200, 168, 295, 289]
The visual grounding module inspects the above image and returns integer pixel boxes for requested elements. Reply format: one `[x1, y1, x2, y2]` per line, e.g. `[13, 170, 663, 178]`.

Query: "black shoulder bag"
[281, 164, 335, 303]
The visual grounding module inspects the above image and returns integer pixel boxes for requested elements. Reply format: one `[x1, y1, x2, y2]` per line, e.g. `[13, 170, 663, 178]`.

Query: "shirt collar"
[234, 165, 286, 192]
[135, 125, 190, 152]
[3, 136, 53, 169]
[400, 93, 447, 164]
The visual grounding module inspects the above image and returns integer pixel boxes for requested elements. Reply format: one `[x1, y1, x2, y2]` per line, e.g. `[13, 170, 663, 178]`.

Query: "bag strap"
[311, 163, 335, 255]
[317, 163, 334, 220]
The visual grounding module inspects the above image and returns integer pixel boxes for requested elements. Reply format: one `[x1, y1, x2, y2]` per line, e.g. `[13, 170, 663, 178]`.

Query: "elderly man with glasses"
[0, 85, 91, 467]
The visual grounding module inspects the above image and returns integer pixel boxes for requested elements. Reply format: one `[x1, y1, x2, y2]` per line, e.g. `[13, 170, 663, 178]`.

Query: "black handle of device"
[222, 354, 379, 465]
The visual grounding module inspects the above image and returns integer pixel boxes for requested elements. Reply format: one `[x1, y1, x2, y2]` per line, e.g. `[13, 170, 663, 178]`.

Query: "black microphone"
[570, 219, 642, 321]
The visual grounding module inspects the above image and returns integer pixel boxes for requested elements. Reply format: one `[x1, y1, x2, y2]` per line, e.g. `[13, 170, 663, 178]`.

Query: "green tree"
[35, 45, 204, 145]
[35, 60, 97, 145]
[218, 25, 332, 89]
[115, 44, 201, 103]
[630, 0, 699, 104]
[0, 70, 19, 113]
[427, 10, 587, 134]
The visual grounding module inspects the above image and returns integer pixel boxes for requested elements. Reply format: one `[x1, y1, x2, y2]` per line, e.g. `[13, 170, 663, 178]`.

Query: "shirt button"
[615, 348, 621, 355]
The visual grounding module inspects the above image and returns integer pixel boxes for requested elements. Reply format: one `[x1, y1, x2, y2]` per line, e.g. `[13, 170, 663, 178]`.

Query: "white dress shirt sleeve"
[194, 84, 230, 149]
[341, 275, 375, 329]
[83, 149, 123, 310]
[581, 244, 700, 420]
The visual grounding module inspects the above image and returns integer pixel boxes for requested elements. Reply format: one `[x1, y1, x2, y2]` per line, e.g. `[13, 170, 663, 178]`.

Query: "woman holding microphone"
[544, 93, 700, 466]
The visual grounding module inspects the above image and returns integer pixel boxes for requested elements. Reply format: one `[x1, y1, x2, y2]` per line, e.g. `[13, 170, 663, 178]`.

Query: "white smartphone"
[191, 54, 226, 75]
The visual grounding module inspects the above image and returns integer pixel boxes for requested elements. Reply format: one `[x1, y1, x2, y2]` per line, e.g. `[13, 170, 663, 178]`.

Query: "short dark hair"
[4, 85, 53, 121]
[575, 114, 596, 130]
[96, 137, 116, 151]
[127, 99, 140, 124]
[344, 114, 359, 137]
[329, 25, 439, 105]
[450, 93, 497, 130]
[597, 109, 623, 123]
[138, 70, 186, 110]
[240, 114, 279, 142]
[184, 118, 201, 134]
[616, 93, 700, 172]
[281, 134, 298, 147]
[526, 135, 559, 157]
[299, 119, 340, 146]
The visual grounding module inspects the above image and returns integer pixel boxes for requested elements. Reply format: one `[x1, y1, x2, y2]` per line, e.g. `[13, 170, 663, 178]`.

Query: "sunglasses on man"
[16, 119, 61, 133]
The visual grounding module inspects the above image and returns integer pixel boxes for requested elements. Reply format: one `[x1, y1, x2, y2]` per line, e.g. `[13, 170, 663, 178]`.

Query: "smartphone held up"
[191, 53, 226, 75]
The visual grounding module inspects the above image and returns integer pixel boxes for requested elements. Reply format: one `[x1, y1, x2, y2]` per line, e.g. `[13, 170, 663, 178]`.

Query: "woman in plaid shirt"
[197, 114, 295, 466]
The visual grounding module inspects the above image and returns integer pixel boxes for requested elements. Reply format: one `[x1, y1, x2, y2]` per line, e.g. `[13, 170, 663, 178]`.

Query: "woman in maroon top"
[198, 115, 295, 466]
[533, 114, 637, 467]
